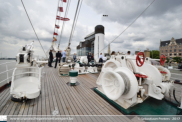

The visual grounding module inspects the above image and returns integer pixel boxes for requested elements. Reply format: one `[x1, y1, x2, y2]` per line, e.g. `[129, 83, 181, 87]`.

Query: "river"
[0, 60, 16, 86]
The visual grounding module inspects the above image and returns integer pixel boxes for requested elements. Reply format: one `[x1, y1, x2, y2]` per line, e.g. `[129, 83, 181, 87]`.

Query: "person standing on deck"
[91, 53, 94, 61]
[62, 50, 66, 62]
[127, 51, 131, 55]
[87, 52, 92, 63]
[49, 50, 53, 67]
[54, 50, 62, 68]
[59, 50, 62, 63]
[99, 53, 103, 63]
[73, 53, 76, 62]
[111, 51, 115, 55]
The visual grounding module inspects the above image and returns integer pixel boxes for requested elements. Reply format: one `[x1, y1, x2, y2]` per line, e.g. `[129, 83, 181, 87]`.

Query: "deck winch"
[74, 56, 88, 74]
[96, 52, 173, 109]
[87, 64, 98, 73]
[58, 64, 70, 76]
[74, 56, 99, 74]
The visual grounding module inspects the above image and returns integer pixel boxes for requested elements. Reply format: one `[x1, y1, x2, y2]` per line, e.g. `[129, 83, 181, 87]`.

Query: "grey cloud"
[1, 0, 182, 58]
[133, 37, 145, 41]
[85, 0, 182, 24]
[111, 40, 124, 43]
[123, 43, 133, 48]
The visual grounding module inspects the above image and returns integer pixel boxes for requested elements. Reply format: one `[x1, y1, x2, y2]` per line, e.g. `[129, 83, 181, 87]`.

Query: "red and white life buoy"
[160, 55, 165, 66]
[136, 52, 145, 67]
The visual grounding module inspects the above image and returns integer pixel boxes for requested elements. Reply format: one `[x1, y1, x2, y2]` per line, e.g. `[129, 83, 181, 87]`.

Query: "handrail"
[0, 68, 15, 75]
[0, 76, 12, 84]
[16, 67, 39, 69]
[10, 68, 16, 92]
[0, 61, 15, 66]
[10, 68, 40, 92]
[0, 61, 15, 87]
[13, 72, 39, 76]
[0, 60, 42, 88]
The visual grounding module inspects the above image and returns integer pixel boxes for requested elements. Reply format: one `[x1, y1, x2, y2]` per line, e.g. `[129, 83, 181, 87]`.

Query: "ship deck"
[0, 65, 136, 121]
[0, 65, 182, 121]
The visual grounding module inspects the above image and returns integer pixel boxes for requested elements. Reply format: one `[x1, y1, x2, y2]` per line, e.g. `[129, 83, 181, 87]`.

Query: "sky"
[0, 0, 182, 58]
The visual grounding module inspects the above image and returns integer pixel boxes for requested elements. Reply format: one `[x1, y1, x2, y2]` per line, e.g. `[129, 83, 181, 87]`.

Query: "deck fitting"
[66, 82, 80, 86]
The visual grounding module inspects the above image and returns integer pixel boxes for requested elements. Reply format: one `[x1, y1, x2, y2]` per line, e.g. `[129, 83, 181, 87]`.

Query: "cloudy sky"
[0, 0, 182, 58]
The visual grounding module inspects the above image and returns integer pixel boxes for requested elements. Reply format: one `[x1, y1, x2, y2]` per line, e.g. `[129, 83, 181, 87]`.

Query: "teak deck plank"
[74, 76, 119, 121]
[4, 65, 180, 121]
[52, 69, 93, 122]
[44, 68, 51, 118]
[9, 102, 18, 115]
[50, 69, 84, 122]
[49, 70, 67, 115]
[0, 98, 13, 115]
[41, 68, 46, 116]
[26, 99, 35, 122]
[78, 75, 122, 115]
[45, 68, 55, 116]
[0, 93, 11, 113]
[0, 88, 9, 101]
[0, 88, 10, 107]
[60, 78, 98, 122]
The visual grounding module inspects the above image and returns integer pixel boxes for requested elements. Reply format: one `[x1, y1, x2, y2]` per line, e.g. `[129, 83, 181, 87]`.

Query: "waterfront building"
[159, 37, 182, 59]
[77, 32, 95, 56]
[77, 25, 105, 61]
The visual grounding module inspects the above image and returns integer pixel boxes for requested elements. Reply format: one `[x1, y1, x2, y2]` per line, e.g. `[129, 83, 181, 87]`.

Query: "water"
[0, 60, 16, 86]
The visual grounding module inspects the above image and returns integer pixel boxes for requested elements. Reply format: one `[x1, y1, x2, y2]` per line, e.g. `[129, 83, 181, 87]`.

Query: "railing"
[10, 66, 43, 94]
[0, 61, 16, 87]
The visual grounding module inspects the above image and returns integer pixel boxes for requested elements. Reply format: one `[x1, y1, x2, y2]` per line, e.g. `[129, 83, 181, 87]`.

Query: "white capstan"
[96, 53, 173, 109]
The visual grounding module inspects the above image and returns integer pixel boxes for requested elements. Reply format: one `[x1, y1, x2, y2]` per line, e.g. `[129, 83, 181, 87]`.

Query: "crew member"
[111, 51, 115, 55]
[127, 51, 131, 55]
[92, 54, 94, 61]
[59, 50, 62, 63]
[99, 53, 103, 63]
[62, 50, 66, 62]
[54, 50, 62, 68]
[49, 50, 53, 67]
[87, 52, 92, 63]
[73, 53, 76, 62]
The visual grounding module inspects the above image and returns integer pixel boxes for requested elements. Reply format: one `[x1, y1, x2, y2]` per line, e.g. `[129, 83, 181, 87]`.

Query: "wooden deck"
[1, 65, 182, 121]
[0, 65, 135, 121]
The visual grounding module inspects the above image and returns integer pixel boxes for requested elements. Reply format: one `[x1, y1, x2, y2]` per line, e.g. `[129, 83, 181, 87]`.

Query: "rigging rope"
[68, 0, 81, 46]
[69, 0, 83, 43]
[21, 0, 47, 58]
[97, 0, 155, 56]
[58, 0, 72, 47]
[52, 0, 62, 41]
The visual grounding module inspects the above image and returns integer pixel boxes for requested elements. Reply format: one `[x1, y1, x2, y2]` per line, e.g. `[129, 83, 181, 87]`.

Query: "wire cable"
[54, 0, 64, 46]
[58, 0, 72, 47]
[52, 0, 61, 41]
[68, 0, 80, 46]
[97, 0, 155, 55]
[173, 89, 180, 106]
[21, 0, 47, 58]
[69, 0, 83, 43]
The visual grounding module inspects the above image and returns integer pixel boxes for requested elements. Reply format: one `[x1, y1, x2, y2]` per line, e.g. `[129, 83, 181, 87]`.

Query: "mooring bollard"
[69, 71, 78, 86]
